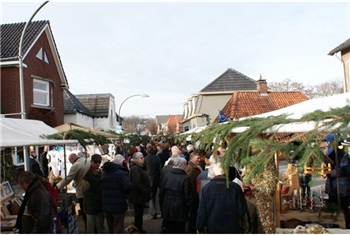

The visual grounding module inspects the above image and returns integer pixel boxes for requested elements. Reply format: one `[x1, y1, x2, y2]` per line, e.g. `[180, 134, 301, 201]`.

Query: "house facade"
[328, 38, 350, 93]
[71, 93, 118, 131]
[155, 115, 172, 135]
[63, 90, 94, 128]
[1, 21, 68, 127]
[163, 114, 183, 135]
[181, 68, 257, 132]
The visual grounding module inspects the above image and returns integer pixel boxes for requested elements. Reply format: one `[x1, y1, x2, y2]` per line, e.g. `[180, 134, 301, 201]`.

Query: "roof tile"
[219, 91, 309, 121]
[75, 94, 112, 118]
[64, 90, 93, 116]
[200, 68, 256, 92]
[1, 20, 48, 61]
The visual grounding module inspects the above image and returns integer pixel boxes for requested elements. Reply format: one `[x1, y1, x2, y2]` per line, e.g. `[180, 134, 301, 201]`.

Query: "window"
[33, 79, 50, 106]
[36, 47, 49, 64]
[12, 147, 24, 166]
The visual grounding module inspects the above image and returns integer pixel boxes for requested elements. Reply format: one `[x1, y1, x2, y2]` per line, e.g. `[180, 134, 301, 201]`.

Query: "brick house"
[1, 20, 68, 127]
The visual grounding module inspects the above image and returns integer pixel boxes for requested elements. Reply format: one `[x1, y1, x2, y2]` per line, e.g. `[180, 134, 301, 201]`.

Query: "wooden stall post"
[274, 151, 281, 228]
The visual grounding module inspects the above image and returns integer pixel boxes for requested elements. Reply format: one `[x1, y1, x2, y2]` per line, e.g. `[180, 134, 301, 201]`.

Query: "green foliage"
[122, 134, 150, 146]
[188, 105, 350, 184]
[1, 148, 16, 183]
[42, 129, 111, 149]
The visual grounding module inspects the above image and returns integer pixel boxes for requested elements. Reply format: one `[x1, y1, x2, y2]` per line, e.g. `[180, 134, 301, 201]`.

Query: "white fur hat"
[187, 144, 194, 152]
[110, 154, 124, 165]
[212, 162, 225, 176]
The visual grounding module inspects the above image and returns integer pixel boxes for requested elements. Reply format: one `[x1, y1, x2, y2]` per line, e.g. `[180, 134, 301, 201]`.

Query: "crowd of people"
[14, 137, 350, 233]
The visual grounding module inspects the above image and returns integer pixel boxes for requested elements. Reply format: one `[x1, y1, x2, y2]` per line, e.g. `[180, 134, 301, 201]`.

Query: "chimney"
[257, 74, 268, 95]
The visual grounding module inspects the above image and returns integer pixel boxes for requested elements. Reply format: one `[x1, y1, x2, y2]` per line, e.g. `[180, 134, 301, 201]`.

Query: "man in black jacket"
[82, 154, 104, 233]
[160, 157, 191, 233]
[196, 162, 247, 234]
[145, 143, 161, 220]
[29, 149, 43, 177]
[101, 154, 132, 233]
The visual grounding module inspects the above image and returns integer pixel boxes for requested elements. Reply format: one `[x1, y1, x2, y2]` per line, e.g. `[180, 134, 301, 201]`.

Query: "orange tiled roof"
[166, 115, 183, 133]
[220, 91, 309, 120]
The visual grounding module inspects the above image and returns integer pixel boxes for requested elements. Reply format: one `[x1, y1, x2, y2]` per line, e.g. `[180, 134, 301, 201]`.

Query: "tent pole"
[63, 144, 69, 232]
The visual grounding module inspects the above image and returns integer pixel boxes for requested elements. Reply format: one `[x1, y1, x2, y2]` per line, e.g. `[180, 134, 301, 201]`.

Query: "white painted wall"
[64, 113, 94, 128]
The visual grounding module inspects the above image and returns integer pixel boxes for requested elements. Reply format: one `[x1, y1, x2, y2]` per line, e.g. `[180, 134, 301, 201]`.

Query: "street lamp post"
[18, 0, 49, 120]
[118, 94, 149, 127]
[18, 0, 49, 171]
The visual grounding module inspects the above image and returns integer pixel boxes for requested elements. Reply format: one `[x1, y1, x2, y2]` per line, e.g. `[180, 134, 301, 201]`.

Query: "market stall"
[180, 93, 350, 233]
[0, 117, 80, 233]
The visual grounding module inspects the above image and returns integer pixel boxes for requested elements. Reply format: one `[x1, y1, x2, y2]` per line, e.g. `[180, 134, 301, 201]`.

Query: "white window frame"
[33, 79, 50, 106]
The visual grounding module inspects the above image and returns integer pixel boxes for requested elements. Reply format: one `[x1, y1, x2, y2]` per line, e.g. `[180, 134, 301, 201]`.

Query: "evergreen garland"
[174, 104, 350, 233]
[42, 129, 111, 149]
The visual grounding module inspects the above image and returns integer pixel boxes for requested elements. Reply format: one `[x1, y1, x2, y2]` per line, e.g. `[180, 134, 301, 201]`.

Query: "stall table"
[276, 227, 349, 234]
[280, 210, 345, 229]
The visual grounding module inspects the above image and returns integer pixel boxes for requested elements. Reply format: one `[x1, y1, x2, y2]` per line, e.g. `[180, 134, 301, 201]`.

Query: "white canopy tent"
[0, 117, 78, 147]
[0, 117, 79, 171]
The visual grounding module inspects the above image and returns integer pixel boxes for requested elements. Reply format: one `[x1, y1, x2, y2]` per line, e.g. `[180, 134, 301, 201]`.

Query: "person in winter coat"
[29, 149, 44, 177]
[144, 143, 161, 220]
[158, 154, 182, 232]
[196, 164, 215, 200]
[196, 163, 247, 234]
[16, 171, 60, 234]
[82, 154, 104, 233]
[158, 142, 171, 168]
[128, 152, 151, 233]
[56, 152, 90, 232]
[159, 157, 191, 233]
[40, 145, 50, 178]
[324, 135, 350, 229]
[185, 150, 203, 233]
[101, 154, 132, 233]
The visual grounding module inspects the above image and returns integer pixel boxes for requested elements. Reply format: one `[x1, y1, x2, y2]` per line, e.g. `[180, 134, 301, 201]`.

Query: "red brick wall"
[1, 30, 64, 127]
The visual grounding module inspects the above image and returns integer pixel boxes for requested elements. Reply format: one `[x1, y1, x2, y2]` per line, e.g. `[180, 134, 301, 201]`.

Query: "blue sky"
[2, 1, 349, 118]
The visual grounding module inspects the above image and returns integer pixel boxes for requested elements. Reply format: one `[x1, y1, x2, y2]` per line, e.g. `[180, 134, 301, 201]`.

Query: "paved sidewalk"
[13, 182, 163, 234]
[76, 205, 163, 234]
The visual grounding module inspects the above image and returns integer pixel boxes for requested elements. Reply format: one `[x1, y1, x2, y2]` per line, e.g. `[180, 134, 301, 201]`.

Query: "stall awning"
[0, 118, 78, 148]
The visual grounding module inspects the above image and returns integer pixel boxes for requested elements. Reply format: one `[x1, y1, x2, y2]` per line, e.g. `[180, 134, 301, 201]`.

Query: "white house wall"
[64, 113, 94, 128]
[94, 117, 111, 131]
[92, 96, 117, 131]
[198, 94, 232, 122]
